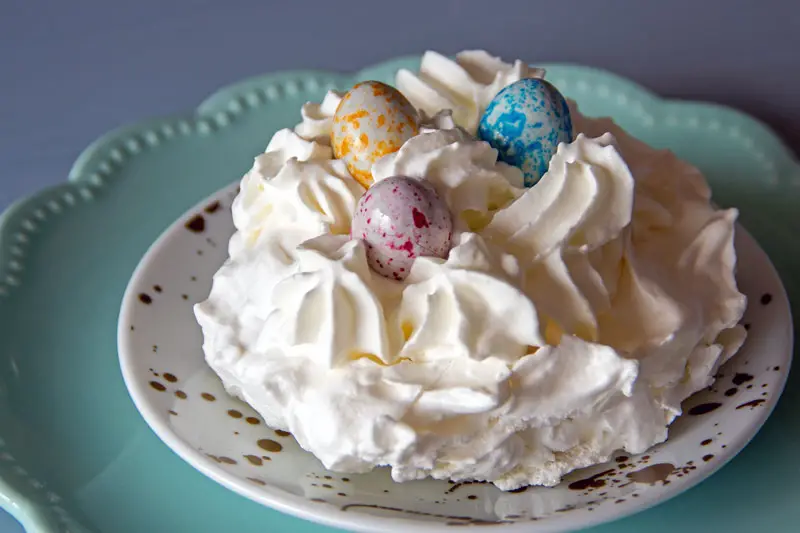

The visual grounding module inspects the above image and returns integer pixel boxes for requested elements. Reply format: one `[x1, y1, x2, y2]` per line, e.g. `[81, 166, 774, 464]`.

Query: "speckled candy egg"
[352, 176, 452, 281]
[332, 81, 420, 189]
[478, 78, 573, 187]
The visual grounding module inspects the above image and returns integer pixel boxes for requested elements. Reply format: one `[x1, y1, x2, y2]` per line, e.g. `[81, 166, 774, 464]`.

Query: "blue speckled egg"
[478, 78, 573, 187]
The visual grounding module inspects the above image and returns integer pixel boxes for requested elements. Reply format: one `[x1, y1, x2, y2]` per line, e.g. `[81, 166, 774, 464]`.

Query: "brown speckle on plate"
[627, 463, 674, 484]
[736, 399, 766, 410]
[688, 402, 721, 415]
[243, 455, 263, 466]
[138, 293, 152, 304]
[149, 381, 166, 392]
[257, 439, 283, 453]
[185, 215, 205, 233]
[568, 469, 615, 491]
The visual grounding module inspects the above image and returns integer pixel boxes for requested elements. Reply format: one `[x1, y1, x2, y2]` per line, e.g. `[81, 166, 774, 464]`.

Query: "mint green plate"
[0, 57, 798, 533]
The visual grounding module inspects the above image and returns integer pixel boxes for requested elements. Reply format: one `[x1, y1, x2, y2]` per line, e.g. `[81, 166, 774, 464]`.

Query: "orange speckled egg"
[331, 81, 420, 188]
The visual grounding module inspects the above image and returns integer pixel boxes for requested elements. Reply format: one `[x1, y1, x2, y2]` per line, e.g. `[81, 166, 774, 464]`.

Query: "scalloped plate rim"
[0, 55, 797, 533]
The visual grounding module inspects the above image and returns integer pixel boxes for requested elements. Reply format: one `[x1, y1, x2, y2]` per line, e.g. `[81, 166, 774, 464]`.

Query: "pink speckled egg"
[332, 81, 420, 189]
[352, 176, 453, 281]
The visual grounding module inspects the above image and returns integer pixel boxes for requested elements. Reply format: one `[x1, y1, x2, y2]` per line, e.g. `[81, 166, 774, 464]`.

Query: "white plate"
[118, 182, 792, 533]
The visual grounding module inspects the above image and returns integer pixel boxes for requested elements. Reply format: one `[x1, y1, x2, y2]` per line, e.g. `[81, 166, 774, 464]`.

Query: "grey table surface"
[0, 1, 798, 531]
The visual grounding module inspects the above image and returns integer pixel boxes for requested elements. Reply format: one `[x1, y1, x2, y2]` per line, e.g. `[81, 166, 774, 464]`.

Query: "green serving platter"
[0, 56, 798, 533]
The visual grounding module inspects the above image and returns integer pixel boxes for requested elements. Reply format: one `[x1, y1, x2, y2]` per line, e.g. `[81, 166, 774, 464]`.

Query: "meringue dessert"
[195, 50, 747, 490]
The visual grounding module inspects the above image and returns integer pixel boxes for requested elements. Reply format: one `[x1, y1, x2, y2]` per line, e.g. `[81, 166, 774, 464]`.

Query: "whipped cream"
[396, 50, 544, 135]
[195, 50, 746, 490]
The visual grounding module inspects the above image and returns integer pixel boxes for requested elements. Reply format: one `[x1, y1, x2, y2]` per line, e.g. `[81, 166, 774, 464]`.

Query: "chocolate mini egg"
[478, 78, 573, 187]
[352, 176, 452, 281]
[332, 81, 420, 189]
